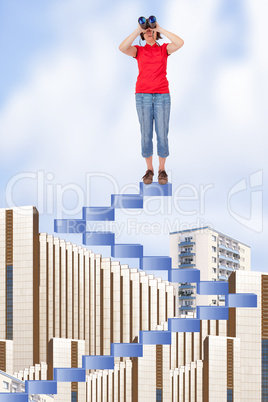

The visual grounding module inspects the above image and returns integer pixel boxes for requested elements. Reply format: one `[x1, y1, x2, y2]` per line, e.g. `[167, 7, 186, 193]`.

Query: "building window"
[212, 235, 216, 241]
[212, 268, 216, 273]
[6, 265, 13, 340]
[227, 389, 233, 401]
[262, 339, 268, 400]
[71, 391, 78, 402]
[212, 257, 216, 263]
[156, 389, 162, 401]
[212, 246, 216, 253]
[3, 381, 9, 390]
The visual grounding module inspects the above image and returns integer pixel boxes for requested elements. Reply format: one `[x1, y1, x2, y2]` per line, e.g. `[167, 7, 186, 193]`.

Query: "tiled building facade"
[0, 206, 266, 401]
[170, 227, 251, 315]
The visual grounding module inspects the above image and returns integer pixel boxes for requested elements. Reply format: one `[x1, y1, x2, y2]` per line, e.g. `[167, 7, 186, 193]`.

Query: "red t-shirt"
[134, 43, 170, 94]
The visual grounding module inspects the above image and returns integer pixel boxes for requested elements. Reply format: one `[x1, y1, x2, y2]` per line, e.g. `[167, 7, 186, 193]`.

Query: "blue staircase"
[1, 181, 257, 400]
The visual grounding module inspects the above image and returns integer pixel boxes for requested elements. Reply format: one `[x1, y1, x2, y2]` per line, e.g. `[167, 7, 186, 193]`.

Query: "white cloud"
[0, 1, 143, 182]
[164, 0, 267, 174]
[212, 63, 257, 128]
[0, 0, 267, 270]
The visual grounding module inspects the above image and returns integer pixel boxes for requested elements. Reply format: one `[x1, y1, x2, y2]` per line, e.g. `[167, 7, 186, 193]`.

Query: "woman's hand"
[137, 24, 144, 34]
[155, 21, 162, 33]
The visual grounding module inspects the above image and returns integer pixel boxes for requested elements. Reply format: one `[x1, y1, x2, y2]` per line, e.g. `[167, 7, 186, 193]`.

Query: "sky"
[0, 0, 267, 276]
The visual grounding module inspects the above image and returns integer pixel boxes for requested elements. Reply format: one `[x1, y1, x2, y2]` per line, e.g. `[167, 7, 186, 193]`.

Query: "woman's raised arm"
[155, 22, 184, 55]
[119, 25, 143, 57]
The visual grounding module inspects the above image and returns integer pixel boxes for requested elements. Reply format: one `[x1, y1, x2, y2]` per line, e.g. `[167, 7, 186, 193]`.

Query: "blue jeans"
[135, 93, 171, 158]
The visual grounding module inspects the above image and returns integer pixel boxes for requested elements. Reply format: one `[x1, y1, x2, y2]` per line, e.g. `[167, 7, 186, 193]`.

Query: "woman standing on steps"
[119, 17, 184, 185]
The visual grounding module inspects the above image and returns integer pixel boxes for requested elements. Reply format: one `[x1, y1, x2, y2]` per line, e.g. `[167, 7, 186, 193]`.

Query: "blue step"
[111, 244, 143, 258]
[111, 194, 143, 209]
[83, 206, 115, 221]
[226, 293, 257, 308]
[168, 268, 200, 283]
[82, 231, 115, 246]
[196, 306, 229, 320]
[139, 182, 172, 197]
[140, 256, 172, 270]
[82, 355, 114, 370]
[197, 281, 229, 295]
[0, 395, 28, 401]
[140, 331, 171, 345]
[168, 318, 200, 332]
[111, 343, 143, 357]
[54, 368, 86, 382]
[25, 380, 57, 394]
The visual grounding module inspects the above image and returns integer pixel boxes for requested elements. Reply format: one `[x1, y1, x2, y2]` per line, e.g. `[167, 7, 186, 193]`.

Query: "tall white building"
[169, 227, 251, 315]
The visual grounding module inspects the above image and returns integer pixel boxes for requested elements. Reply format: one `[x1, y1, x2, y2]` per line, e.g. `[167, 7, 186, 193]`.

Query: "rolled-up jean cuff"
[142, 153, 153, 158]
[158, 151, 169, 158]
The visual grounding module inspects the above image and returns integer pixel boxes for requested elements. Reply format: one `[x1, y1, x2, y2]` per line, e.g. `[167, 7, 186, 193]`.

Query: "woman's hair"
[140, 31, 162, 41]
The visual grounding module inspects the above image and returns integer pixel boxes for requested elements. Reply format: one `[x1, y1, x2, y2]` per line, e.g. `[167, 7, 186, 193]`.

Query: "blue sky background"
[0, 0, 267, 276]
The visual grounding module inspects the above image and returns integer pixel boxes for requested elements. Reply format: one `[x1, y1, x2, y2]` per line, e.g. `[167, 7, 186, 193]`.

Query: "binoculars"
[138, 15, 157, 30]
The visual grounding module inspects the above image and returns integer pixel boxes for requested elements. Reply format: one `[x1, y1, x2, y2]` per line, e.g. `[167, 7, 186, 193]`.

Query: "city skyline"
[0, 206, 262, 401]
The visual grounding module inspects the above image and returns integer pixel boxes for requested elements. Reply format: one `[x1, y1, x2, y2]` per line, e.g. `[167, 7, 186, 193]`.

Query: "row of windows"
[218, 236, 239, 249]
[180, 261, 195, 267]
[181, 247, 193, 253]
[227, 389, 233, 401]
[262, 339, 268, 399]
[212, 246, 239, 255]
[7, 265, 13, 340]
[183, 301, 194, 306]
[182, 235, 243, 253]
[212, 257, 245, 264]
[156, 389, 162, 401]
[212, 236, 243, 252]
[185, 237, 193, 242]
[2, 382, 18, 393]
